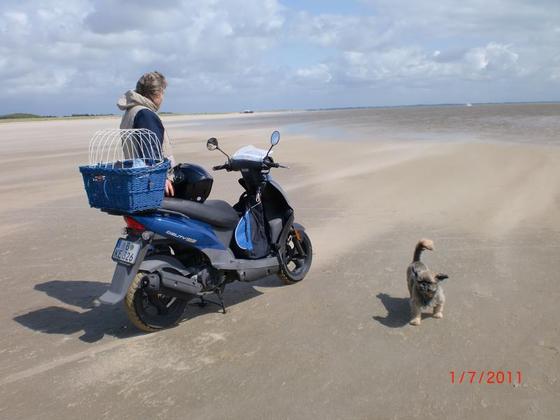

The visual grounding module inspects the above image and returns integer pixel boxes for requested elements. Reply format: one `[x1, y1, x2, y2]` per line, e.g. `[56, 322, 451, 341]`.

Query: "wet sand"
[1, 105, 559, 419]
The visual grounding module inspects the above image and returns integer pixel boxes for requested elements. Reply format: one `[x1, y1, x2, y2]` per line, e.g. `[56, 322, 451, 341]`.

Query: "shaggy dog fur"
[407, 239, 449, 326]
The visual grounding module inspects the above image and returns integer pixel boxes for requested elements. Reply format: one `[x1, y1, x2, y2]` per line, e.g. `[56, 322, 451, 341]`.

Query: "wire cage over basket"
[88, 128, 165, 167]
[79, 128, 170, 213]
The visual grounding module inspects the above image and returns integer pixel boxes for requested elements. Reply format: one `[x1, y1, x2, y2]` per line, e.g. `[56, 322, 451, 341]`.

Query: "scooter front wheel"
[124, 272, 188, 332]
[279, 227, 313, 285]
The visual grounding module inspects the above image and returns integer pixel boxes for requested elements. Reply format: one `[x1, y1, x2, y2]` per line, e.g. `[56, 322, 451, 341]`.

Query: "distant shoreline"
[1, 101, 559, 124]
[0, 114, 120, 124]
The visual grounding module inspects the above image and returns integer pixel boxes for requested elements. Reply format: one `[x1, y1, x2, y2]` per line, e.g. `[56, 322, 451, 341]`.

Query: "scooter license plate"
[111, 239, 141, 265]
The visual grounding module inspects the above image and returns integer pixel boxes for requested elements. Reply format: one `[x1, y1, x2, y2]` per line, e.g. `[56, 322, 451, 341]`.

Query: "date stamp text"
[449, 370, 522, 385]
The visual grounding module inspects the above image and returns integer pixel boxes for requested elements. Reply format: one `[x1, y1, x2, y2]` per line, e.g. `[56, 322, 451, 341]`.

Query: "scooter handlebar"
[263, 159, 288, 169]
[212, 163, 231, 171]
[212, 159, 287, 171]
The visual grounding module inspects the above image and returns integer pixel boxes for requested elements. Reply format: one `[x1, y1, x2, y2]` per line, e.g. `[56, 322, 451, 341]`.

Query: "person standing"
[117, 71, 175, 196]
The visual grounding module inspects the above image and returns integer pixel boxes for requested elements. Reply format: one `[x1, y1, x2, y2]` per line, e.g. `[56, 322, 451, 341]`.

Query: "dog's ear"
[435, 272, 449, 281]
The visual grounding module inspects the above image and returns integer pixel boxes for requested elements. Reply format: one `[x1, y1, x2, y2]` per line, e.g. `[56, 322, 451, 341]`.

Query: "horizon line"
[2, 100, 559, 120]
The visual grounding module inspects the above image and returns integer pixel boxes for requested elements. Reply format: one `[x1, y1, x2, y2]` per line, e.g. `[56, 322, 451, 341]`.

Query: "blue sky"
[0, 0, 559, 115]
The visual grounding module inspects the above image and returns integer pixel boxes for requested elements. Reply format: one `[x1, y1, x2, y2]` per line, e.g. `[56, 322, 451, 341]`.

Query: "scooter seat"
[160, 198, 239, 229]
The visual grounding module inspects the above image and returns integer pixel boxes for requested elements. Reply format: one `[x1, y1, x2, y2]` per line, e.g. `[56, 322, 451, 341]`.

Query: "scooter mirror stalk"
[207, 137, 231, 160]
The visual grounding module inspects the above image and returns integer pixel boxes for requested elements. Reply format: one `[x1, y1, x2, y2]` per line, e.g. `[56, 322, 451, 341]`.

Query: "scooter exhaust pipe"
[159, 268, 203, 295]
[142, 270, 203, 299]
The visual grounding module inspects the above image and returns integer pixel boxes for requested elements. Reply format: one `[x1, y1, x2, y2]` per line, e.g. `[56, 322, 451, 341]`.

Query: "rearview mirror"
[207, 137, 218, 151]
[270, 130, 280, 146]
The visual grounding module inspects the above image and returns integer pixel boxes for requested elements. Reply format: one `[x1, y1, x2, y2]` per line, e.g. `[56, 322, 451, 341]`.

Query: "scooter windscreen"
[232, 145, 271, 162]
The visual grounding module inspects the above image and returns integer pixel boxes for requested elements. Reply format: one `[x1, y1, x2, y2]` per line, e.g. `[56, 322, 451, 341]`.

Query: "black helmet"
[172, 163, 213, 202]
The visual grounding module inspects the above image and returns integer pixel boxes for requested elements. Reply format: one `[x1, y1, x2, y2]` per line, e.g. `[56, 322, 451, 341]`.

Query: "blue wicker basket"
[79, 159, 170, 213]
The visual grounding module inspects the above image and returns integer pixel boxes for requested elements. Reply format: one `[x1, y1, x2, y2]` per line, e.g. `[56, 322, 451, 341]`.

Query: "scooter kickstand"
[216, 290, 227, 314]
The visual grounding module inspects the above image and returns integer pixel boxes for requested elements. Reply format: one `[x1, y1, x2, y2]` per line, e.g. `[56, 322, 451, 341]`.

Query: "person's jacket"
[117, 90, 176, 173]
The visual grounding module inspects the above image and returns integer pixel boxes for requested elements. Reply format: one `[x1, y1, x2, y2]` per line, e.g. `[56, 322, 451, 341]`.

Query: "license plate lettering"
[112, 239, 141, 265]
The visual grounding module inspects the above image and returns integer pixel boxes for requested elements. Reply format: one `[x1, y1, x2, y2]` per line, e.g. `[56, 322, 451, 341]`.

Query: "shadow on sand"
[372, 293, 411, 328]
[14, 276, 282, 343]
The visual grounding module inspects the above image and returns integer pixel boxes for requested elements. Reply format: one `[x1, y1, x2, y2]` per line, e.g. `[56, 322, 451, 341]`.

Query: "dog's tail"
[413, 239, 434, 262]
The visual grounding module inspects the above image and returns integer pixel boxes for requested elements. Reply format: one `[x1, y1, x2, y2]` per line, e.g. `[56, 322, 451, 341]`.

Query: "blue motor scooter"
[98, 131, 312, 332]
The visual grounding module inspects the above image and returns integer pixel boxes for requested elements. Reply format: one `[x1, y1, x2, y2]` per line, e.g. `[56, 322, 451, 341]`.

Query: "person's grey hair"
[136, 71, 167, 99]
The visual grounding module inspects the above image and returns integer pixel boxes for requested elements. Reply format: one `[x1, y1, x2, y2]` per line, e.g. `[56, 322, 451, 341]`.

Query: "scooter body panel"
[134, 214, 226, 250]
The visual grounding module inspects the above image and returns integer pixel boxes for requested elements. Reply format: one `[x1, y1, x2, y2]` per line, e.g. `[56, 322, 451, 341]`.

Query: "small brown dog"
[407, 239, 449, 326]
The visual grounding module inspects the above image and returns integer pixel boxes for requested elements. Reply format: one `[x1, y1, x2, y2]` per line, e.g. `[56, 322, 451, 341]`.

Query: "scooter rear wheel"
[125, 272, 188, 332]
[279, 228, 312, 285]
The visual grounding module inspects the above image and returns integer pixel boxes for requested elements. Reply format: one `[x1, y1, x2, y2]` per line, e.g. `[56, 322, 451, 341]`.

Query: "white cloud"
[283, 1, 558, 91]
[0, 0, 558, 114]
[463, 43, 519, 78]
[364, 0, 560, 39]
[290, 11, 394, 51]
[295, 63, 332, 84]
[328, 43, 523, 85]
[0, 0, 288, 113]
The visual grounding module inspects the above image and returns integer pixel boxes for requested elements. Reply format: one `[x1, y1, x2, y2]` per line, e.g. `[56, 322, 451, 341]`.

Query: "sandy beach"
[0, 104, 559, 419]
